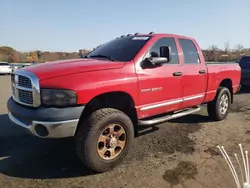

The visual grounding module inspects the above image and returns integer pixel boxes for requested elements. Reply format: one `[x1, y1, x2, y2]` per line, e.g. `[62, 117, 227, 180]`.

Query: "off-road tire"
[75, 108, 134, 173]
[207, 87, 231, 121]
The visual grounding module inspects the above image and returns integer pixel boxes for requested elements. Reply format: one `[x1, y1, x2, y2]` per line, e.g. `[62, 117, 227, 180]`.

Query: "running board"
[138, 106, 201, 126]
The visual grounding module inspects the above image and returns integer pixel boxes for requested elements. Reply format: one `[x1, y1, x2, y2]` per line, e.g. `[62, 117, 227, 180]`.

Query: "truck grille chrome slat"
[19, 90, 34, 104]
[11, 70, 41, 107]
[18, 75, 32, 88]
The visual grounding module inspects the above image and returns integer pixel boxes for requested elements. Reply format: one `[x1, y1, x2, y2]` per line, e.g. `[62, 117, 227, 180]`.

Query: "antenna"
[149, 32, 155, 34]
[134, 32, 140, 35]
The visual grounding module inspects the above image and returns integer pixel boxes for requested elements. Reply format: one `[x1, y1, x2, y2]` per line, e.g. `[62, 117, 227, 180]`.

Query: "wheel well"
[219, 78, 233, 103]
[77, 92, 139, 136]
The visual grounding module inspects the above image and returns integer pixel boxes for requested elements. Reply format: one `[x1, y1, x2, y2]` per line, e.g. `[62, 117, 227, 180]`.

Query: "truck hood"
[22, 58, 125, 80]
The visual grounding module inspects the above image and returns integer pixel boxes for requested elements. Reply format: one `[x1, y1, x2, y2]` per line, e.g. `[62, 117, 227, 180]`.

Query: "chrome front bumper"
[8, 112, 79, 138]
[7, 97, 85, 139]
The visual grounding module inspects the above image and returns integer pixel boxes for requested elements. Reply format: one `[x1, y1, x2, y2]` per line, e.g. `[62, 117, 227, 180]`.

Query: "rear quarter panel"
[203, 63, 241, 103]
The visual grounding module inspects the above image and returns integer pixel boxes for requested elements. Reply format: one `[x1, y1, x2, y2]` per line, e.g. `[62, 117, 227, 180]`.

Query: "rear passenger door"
[178, 38, 207, 109]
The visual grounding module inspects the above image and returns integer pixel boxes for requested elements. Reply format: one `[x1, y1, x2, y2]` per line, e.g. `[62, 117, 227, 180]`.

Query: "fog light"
[35, 124, 49, 137]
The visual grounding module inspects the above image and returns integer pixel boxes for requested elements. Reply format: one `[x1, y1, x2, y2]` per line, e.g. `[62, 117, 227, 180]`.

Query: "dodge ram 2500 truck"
[7, 32, 241, 173]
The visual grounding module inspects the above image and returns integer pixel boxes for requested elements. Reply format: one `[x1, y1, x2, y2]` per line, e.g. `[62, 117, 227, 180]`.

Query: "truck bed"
[206, 62, 241, 96]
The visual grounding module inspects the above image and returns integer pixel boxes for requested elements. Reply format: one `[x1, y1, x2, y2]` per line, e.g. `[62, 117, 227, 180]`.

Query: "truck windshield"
[86, 36, 151, 62]
[239, 56, 250, 69]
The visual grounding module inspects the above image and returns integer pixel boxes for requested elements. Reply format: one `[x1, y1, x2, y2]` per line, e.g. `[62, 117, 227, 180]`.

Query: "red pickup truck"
[7, 32, 241, 172]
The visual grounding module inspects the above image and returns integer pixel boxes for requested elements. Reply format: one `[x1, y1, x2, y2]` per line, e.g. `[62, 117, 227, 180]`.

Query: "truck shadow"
[0, 113, 95, 179]
[168, 114, 212, 124]
[137, 113, 210, 137]
[0, 112, 208, 180]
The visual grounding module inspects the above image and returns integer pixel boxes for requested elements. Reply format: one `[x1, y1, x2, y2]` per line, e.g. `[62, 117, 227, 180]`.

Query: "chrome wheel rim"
[219, 94, 229, 115]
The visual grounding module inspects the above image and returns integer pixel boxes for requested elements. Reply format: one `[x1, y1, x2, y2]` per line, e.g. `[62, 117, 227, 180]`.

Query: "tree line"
[0, 42, 249, 63]
[0, 46, 91, 63]
[202, 42, 250, 62]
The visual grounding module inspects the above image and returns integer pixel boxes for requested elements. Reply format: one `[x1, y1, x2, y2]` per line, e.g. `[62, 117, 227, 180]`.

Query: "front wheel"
[207, 87, 231, 121]
[75, 108, 134, 173]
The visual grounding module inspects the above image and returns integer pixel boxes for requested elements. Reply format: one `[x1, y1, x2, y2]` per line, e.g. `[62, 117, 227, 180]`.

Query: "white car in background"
[0, 62, 12, 75]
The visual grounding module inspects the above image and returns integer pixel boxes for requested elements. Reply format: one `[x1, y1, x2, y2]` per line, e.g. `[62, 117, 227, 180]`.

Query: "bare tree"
[205, 45, 220, 61]
[235, 44, 244, 52]
[224, 41, 230, 54]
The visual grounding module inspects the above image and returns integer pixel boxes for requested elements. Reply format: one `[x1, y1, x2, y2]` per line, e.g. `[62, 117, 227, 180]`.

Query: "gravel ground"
[1, 75, 250, 188]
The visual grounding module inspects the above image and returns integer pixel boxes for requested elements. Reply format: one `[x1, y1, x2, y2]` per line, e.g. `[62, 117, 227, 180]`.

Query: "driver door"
[135, 37, 183, 118]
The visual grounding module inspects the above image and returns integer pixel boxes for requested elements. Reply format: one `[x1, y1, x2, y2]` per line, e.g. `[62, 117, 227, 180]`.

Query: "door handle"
[173, 72, 183, 76]
[199, 70, 206, 74]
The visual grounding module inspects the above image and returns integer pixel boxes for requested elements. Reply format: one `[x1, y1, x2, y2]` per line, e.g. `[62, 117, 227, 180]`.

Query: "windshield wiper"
[88, 54, 116, 61]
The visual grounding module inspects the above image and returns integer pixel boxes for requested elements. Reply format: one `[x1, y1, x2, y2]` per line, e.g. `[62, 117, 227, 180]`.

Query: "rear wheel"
[207, 87, 231, 121]
[75, 108, 134, 172]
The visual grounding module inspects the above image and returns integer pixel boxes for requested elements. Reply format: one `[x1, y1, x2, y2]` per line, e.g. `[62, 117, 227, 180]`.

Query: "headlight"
[41, 89, 77, 107]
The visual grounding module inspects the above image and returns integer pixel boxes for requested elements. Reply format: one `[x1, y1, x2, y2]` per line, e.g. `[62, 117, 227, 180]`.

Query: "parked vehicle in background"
[238, 56, 250, 87]
[7, 32, 241, 173]
[0, 62, 12, 75]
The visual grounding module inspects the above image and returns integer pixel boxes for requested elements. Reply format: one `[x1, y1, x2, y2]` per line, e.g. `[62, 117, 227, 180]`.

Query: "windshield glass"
[86, 36, 151, 62]
[239, 56, 250, 69]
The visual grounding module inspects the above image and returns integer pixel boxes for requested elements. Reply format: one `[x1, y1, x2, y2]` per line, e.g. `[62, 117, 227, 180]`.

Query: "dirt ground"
[1, 75, 250, 188]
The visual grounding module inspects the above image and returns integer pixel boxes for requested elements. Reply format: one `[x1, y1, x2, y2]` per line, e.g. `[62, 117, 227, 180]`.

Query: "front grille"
[19, 90, 33, 104]
[18, 75, 32, 88]
[11, 70, 40, 107]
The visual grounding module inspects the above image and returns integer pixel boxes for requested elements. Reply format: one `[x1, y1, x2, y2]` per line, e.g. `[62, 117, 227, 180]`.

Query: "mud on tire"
[207, 87, 231, 121]
[75, 108, 134, 173]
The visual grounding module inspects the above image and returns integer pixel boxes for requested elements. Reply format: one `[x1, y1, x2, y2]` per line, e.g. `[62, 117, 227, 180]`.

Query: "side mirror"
[146, 57, 168, 65]
[145, 46, 171, 66]
[160, 46, 171, 62]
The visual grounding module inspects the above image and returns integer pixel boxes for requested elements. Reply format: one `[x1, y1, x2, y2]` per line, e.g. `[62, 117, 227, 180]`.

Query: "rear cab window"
[239, 56, 250, 69]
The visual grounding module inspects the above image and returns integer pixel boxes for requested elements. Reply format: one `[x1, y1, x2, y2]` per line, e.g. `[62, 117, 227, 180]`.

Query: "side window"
[147, 37, 179, 64]
[178, 38, 199, 64]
